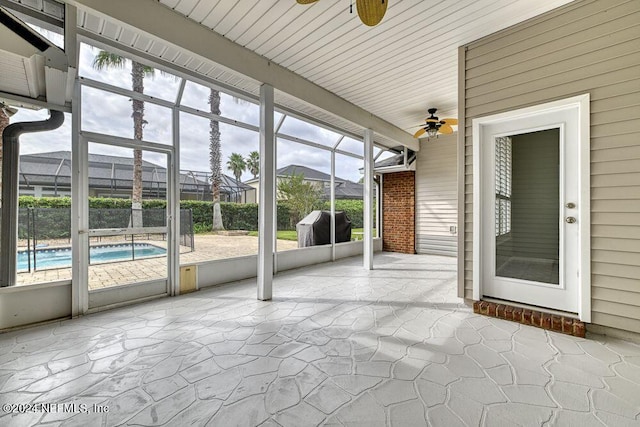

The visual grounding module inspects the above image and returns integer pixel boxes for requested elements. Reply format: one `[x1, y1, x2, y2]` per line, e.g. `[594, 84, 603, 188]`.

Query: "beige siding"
[416, 134, 457, 256]
[462, 0, 640, 331]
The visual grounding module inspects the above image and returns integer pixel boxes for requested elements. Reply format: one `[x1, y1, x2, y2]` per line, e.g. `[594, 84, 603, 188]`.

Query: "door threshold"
[475, 298, 585, 338]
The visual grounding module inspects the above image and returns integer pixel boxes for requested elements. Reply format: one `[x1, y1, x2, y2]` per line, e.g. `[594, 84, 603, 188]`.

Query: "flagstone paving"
[1, 253, 640, 426]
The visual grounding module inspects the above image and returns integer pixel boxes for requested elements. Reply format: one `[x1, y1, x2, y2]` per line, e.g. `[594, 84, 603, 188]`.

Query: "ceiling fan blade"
[439, 124, 454, 134]
[413, 128, 427, 138]
[357, 0, 387, 26]
[296, 0, 319, 4]
[442, 118, 458, 125]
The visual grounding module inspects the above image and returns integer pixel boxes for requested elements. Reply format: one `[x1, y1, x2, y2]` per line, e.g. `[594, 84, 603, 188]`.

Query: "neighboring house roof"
[247, 163, 363, 199]
[276, 164, 348, 183]
[19, 151, 252, 193]
[333, 180, 363, 199]
[246, 164, 349, 184]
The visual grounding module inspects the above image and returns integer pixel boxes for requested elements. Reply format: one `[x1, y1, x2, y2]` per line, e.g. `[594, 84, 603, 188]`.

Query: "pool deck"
[16, 234, 298, 289]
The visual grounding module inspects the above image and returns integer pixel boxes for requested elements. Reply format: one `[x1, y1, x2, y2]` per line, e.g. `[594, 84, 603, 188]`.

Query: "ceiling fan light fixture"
[412, 108, 458, 139]
[426, 127, 439, 138]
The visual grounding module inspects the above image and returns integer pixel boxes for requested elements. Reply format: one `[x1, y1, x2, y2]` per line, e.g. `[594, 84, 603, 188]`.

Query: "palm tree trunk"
[131, 62, 145, 228]
[209, 89, 224, 231]
[0, 110, 10, 208]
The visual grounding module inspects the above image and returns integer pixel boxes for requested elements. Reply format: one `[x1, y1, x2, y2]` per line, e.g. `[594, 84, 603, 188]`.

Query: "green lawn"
[248, 228, 376, 241]
[248, 230, 298, 241]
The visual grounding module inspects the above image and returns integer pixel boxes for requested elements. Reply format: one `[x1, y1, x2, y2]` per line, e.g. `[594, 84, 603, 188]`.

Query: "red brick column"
[382, 171, 415, 254]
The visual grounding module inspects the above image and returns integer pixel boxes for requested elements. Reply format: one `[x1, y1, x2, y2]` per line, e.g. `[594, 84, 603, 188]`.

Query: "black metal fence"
[17, 208, 194, 272]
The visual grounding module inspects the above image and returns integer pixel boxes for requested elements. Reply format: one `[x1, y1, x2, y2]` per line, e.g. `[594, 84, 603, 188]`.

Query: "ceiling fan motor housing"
[426, 108, 442, 132]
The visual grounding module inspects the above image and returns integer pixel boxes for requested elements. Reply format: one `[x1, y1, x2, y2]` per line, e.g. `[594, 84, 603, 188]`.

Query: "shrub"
[193, 223, 211, 234]
[221, 203, 258, 230]
[322, 199, 364, 228]
[17, 196, 315, 233]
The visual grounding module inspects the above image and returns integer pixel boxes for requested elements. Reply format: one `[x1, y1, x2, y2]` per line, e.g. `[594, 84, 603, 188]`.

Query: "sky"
[11, 30, 390, 184]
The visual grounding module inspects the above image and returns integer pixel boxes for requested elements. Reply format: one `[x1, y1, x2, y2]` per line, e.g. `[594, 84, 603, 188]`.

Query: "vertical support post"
[330, 150, 336, 261]
[378, 174, 384, 240]
[375, 176, 380, 238]
[363, 129, 374, 270]
[0, 137, 19, 287]
[273, 114, 286, 273]
[169, 106, 180, 296]
[258, 84, 275, 300]
[273, 126, 278, 274]
[67, 3, 87, 315]
[72, 129, 89, 316]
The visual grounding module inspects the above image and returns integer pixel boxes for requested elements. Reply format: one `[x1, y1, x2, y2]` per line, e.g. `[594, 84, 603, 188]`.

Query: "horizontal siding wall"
[462, 0, 640, 331]
[416, 134, 457, 256]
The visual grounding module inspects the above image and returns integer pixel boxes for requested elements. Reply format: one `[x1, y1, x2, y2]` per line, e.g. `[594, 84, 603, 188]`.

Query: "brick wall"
[382, 171, 415, 254]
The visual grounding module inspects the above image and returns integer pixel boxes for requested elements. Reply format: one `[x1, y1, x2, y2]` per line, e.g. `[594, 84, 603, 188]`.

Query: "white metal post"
[377, 173, 384, 242]
[273, 128, 278, 274]
[330, 150, 336, 261]
[258, 84, 275, 300]
[66, 3, 88, 315]
[364, 129, 374, 270]
[168, 79, 185, 297]
[273, 114, 286, 272]
[72, 131, 89, 315]
[169, 108, 180, 296]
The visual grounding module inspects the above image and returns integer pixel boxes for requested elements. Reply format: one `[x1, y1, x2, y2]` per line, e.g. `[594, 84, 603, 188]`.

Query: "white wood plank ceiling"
[74, 0, 575, 144]
[154, 0, 575, 133]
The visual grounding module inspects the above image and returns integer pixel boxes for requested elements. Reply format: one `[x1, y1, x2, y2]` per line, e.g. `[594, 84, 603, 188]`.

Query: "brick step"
[473, 300, 585, 338]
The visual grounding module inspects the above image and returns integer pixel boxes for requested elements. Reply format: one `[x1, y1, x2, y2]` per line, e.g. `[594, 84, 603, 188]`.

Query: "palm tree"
[210, 92, 247, 231]
[246, 151, 259, 179]
[208, 89, 225, 231]
[92, 52, 154, 228]
[227, 153, 246, 182]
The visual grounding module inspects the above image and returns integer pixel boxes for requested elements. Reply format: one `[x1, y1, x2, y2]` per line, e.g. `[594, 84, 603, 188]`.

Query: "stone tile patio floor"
[1, 252, 640, 426]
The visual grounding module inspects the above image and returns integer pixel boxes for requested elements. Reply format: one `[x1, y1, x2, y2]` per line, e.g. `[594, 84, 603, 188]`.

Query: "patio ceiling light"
[296, 0, 388, 27]
[412, 108, 458, 139]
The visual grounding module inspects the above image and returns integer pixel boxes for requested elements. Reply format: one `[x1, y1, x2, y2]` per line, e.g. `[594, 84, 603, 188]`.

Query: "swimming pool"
[17, 243, 166, 271]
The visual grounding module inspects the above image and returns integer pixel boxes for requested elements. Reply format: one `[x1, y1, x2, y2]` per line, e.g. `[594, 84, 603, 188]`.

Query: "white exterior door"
[473, 95, 590, 317]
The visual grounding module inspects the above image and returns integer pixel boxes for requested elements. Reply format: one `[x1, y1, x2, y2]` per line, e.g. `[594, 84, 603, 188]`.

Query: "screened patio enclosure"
[0, 0, 408, 328]
[18, 151, 253, 202]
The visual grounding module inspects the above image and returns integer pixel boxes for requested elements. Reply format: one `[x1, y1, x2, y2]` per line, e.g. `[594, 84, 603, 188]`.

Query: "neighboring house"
[18, 151, 256, 203]
[245, 164, 363, 203]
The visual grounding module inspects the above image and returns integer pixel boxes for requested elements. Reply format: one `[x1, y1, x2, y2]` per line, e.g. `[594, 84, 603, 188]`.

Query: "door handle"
[565, 217, 576, 224]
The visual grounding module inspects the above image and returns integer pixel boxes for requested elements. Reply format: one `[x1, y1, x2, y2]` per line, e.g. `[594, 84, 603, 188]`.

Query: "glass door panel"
[494, 129, 560, 285]
[87, 142, 169, 291]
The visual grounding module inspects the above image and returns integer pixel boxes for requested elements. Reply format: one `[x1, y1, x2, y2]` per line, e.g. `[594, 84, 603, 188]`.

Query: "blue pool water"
[17, 243, 166, 271]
